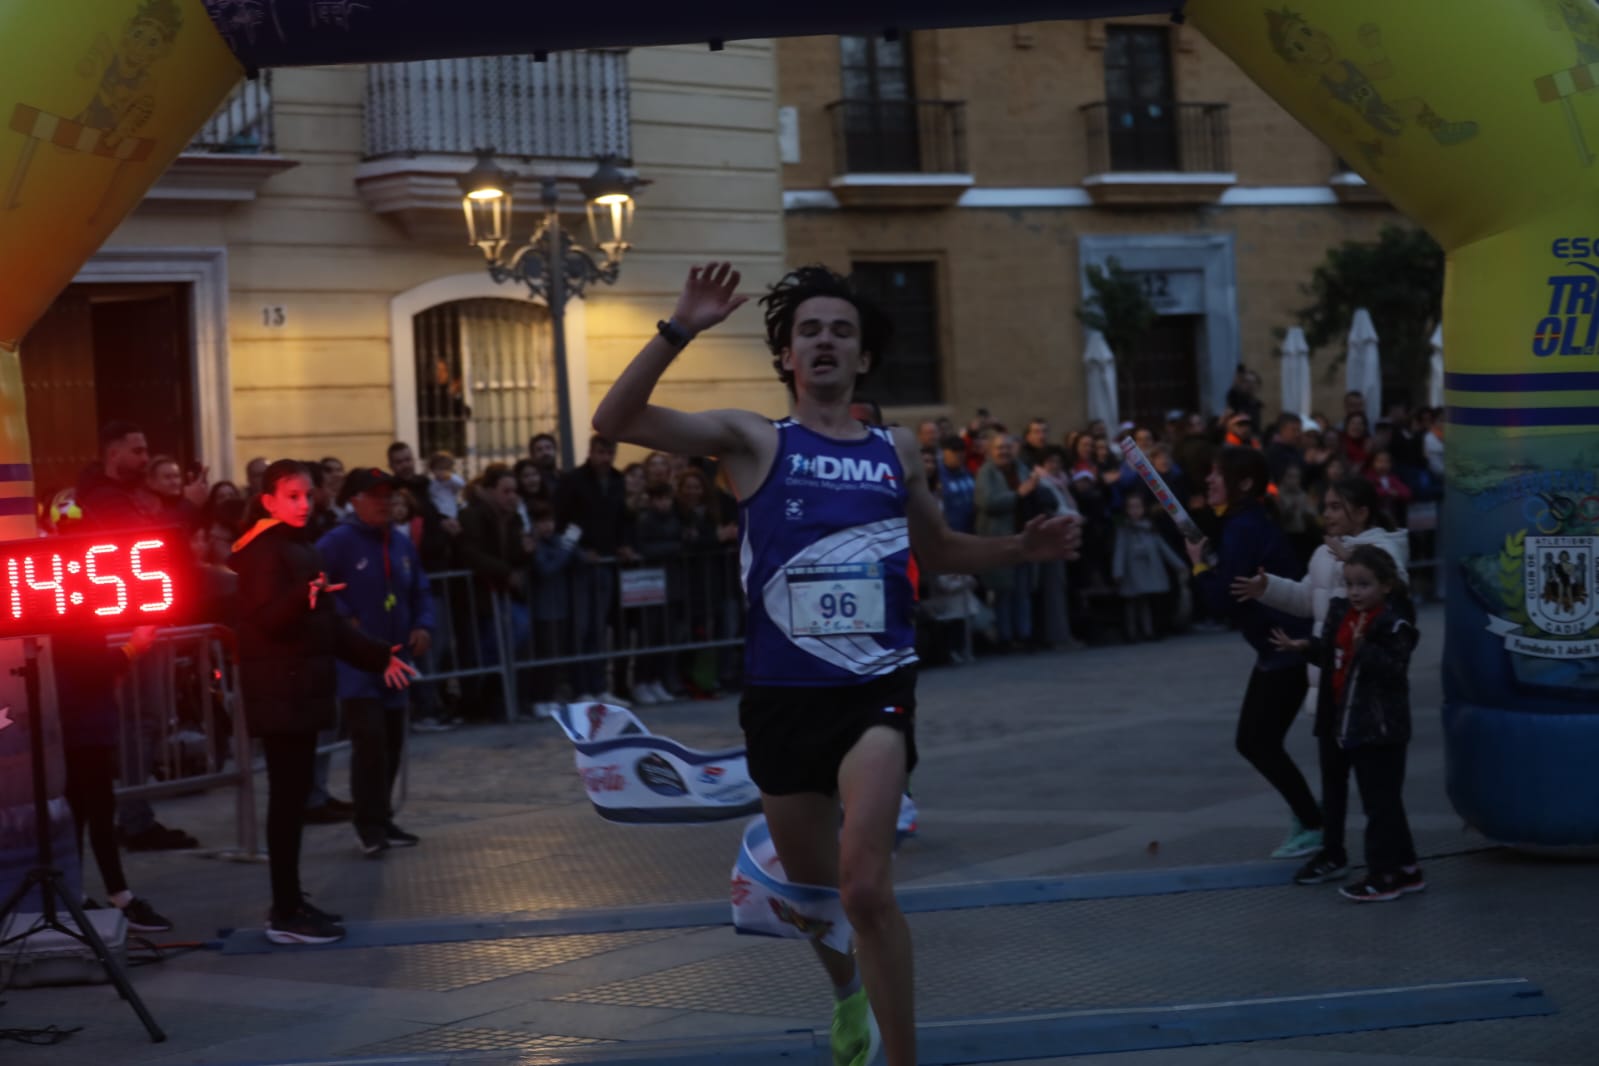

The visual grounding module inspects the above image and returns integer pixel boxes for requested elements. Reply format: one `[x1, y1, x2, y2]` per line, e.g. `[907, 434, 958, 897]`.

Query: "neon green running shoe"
[830, 987, 881, 1066]
[1271, 819, 1323, 860]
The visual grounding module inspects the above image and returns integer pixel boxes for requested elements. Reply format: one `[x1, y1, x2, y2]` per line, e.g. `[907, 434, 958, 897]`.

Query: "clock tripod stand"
[0, 637, 165, 1042]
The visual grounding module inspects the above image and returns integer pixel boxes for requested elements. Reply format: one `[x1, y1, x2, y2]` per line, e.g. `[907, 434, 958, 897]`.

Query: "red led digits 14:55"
[0, 529, 189, 638]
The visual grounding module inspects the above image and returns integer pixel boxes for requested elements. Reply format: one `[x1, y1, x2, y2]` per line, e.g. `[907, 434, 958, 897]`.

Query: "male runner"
[593, 262, 1080, 1066]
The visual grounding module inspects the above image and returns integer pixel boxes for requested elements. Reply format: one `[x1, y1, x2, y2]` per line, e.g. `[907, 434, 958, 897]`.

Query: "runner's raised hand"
[672, 262, 749, 335]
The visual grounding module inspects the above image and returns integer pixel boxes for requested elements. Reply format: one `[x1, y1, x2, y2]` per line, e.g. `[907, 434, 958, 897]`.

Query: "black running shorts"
[738, 667, 918, 797]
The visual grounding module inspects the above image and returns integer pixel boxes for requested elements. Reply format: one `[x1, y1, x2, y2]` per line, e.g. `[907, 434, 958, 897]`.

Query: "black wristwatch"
[657, 318, 694, 349]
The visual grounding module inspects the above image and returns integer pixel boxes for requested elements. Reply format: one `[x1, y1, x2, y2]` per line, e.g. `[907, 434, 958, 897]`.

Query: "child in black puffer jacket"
[1272, 543, 1422, 903]
[231, 460, 416, 945]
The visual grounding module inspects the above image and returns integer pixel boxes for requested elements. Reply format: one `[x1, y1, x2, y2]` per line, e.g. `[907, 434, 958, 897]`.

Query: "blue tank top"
[739, 420, 918, 687]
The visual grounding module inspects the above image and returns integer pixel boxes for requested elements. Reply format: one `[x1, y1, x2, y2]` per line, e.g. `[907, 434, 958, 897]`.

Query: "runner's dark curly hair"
[759, 265, 892, 397]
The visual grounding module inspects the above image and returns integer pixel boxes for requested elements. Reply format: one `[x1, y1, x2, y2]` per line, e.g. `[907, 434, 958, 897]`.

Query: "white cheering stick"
[1115, 438, 1206, 543]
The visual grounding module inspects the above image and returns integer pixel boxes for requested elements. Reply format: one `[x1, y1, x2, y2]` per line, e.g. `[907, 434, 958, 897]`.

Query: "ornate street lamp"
[458, 149, 640, 468]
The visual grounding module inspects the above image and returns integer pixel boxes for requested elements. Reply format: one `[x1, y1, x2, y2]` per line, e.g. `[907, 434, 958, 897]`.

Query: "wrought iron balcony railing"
[826, 99, 968, 175]
[189, 72, 274, 153]
[1081, 100, 1230, 174]
[364, 52, 630, 162]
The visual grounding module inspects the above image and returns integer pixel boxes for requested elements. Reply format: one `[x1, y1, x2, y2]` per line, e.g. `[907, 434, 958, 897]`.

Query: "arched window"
[412, 298, 554, 475]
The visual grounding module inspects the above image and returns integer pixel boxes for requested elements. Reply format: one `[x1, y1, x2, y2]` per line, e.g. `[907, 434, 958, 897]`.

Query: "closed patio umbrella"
[1345, 308, 1382, 419]
[1083, 330, 1119, 429]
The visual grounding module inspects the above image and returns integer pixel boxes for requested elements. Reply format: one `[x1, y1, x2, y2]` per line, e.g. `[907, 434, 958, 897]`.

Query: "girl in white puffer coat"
[1232, 477, 1410, 648]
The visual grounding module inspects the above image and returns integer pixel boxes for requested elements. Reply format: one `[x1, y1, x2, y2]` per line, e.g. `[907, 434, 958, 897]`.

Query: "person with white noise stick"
[1116, 437, 1205, 543]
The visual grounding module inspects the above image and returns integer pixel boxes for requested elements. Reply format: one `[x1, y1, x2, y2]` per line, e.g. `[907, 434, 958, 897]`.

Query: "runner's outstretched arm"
[593, 262, 768, 463]
[895, 427, 1081, 573]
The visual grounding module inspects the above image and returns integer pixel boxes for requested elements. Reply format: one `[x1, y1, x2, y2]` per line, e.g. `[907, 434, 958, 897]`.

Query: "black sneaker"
[300, 895, 342, 924]
[118, 897, 173, 933]
[1394, 865, 1427, 895]
[356, 825, 389, 858]
[384, 823, 420, 848]
[305, 799, 354, 825]
[1339, 872, 1406, 902]
[265, 906, 345, 945]
[122, 823, 200, 851]
[1293, 851, 1349, 885]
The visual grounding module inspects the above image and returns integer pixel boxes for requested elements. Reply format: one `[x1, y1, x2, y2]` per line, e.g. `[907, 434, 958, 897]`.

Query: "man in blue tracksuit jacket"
[317, 467, 435, 856]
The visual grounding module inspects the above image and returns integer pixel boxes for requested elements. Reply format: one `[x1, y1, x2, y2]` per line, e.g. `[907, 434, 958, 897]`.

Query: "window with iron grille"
[849, 262, 942, 406]
[413, 299, 555, 476]
[838, 35, 920, 172]
[1102, 26, 1178, 171]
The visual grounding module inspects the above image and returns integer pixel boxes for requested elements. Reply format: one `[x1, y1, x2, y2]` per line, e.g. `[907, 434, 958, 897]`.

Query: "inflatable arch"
[2, 1, 1597, 871]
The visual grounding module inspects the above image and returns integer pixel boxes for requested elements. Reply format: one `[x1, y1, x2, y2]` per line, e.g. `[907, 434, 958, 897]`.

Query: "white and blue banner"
[551, 702, 763, 824]
[730, 816, 853, 954]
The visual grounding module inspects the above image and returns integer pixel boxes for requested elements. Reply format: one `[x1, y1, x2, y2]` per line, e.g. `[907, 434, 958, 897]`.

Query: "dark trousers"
[1319, 736, 1416, 875]
[347, 698, 403, 834]
[572, 564, 616, 695]
[529, 618, 566, 701]
[1235, 663, 1321, 829]
[64, 746, 128, 898]
[261, 732, 318, 915]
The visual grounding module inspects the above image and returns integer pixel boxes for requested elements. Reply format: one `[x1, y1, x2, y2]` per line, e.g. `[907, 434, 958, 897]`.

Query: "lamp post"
[458, 150, 638, 469]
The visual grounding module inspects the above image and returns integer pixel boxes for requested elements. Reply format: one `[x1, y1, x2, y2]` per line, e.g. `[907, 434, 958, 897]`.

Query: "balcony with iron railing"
[1079, 100, 1235, 205]
[355, 52, 634, 236]
[823, 99, 973, 208]
[148, 73, 296, 206]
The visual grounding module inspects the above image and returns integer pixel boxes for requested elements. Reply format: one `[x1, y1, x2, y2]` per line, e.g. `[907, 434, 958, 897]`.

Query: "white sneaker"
[648, 681, 675, 704]
[598, 690, 631, 708]
[633, 685, 660, 706]
[535, 702, 561, 719]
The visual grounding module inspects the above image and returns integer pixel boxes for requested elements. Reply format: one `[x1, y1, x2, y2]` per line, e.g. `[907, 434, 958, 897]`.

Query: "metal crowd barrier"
[420, 548, 747, 723]
[105, 623, 258, 859]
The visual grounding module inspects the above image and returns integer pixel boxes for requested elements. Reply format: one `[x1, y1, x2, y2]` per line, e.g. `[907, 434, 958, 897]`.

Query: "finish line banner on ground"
[731, 816, 853, 953]
[552, 702, 763, 823]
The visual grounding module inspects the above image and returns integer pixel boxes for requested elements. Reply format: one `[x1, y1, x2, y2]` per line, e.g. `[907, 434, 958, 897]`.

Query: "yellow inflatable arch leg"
[1191, 0, 1599, 846]
[0, 0, 240, 902]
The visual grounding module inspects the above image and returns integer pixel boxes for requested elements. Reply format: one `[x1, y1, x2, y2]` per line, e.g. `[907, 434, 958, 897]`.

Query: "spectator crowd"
[41, 367, 1447, 720]
[29, 367, 1446, 873]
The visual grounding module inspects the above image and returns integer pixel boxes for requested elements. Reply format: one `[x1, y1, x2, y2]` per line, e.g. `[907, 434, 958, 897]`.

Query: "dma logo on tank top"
[783, 452, 898, 498]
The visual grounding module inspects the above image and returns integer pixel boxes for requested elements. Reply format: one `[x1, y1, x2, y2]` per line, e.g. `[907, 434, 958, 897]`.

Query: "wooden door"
[19, 283, 192, 503]
[1120, 315, 1200, 431]
[18, 288, 98, 502]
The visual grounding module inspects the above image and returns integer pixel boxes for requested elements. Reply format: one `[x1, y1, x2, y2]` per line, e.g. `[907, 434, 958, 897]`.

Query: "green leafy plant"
[1076, 257, 1156, 368]
[1294, 225, 1444, 402]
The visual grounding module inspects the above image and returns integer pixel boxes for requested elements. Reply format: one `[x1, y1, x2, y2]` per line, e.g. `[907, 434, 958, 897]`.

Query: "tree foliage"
[1076, 256, 1156, 365]
[1294, 225, 1443, 396]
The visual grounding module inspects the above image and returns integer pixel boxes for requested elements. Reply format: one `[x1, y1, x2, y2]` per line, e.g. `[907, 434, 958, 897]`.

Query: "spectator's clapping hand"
[127, 625, 159, 657]
[1231, 566, 1268, 601]
[673, 262, 749, 336]
[716, 522, 739, 544]
[408, 628, 432, 657]
[1324, 535, 1352, 563]
[182, 465, 209, 508]
[1269, 627, 1310, 654]
[442, 517, 462, 536]
[1185, 538, 1210, 568]
[383, 646, 420, 690]
[1019, 513, 1082, 562]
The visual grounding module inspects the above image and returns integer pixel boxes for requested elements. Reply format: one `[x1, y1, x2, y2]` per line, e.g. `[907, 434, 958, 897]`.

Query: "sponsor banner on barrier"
[730, 816, 852, 954]
[552, 702, 761, 823]
[619, 568, 668, 608]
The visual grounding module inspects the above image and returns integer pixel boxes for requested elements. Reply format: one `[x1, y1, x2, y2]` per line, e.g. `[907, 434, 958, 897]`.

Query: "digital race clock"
[0, 528, 192, 638]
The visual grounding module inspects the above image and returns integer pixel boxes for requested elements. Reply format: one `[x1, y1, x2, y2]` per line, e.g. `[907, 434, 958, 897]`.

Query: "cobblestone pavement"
[3, 604, 1596, 1065]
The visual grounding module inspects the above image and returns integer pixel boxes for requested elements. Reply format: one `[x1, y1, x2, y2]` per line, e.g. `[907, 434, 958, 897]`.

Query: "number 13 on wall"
[0, 530, 188, 638]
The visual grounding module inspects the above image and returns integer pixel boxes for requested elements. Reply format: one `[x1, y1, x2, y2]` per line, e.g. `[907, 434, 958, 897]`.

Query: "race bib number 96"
[786, 563, 886, 636]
